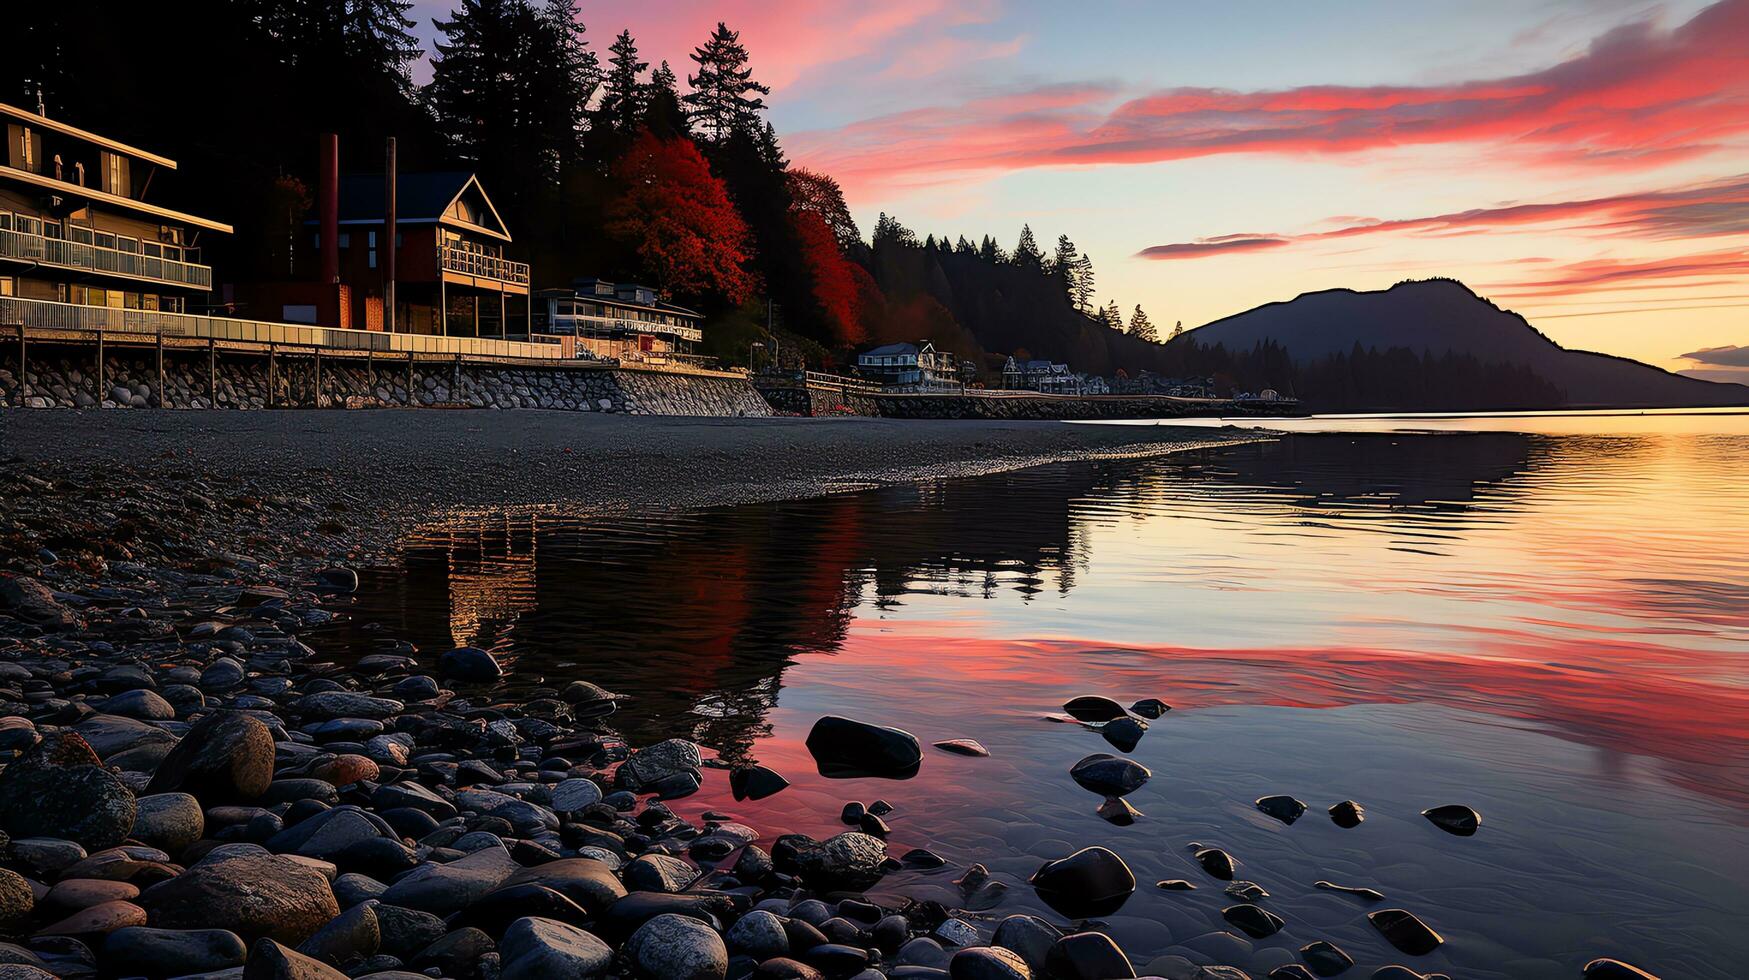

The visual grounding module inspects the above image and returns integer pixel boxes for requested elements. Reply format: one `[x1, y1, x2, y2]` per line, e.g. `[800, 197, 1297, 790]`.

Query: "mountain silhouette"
[1183, 279, 1747, 408]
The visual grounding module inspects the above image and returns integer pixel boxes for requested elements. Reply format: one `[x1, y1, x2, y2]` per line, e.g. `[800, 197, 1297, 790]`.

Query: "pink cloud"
[1136, 237, 1289, 260]
[792, 0, 1749, 190]
[1480, 248, 1749, 298]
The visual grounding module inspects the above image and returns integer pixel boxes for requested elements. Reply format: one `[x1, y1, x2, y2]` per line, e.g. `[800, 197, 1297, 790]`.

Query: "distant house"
[1120, 371, 1216, 398]
[1080, 374, 1111, 395]
[858, 341, 959, 390]
[1002, 355, 1080, 394]
[1, 101, 230, 313]
[533, 278, 703, 364]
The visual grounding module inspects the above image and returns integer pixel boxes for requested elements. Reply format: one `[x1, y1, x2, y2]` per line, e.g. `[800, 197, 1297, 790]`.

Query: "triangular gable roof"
[332, 172, 512, 242]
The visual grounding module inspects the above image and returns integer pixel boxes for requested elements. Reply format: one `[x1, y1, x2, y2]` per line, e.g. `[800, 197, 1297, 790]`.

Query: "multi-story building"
[1002, 355, 1081, 394]
[532, 278, 704, 363]
[1, 102, 230, 313]
[857, 341, 960, 390]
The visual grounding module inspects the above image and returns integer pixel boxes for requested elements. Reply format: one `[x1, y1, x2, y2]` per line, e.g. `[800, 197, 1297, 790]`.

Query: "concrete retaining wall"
[0, 342, 771, 417]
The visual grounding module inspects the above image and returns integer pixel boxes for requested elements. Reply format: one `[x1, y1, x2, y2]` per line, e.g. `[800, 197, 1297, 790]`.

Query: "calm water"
[335, 413, 1749, 980]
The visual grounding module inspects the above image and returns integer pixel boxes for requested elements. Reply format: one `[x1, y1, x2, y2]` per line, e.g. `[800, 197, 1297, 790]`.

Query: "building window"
[0, 212, 10, 231]
[367, 231, 377, 269]
[338, 232, 351, 249]
[0, 277, 13, 297]
[102, 152, 130, 197]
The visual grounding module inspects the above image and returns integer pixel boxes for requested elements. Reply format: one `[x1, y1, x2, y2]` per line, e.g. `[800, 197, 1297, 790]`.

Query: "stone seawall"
[753, 381, 881, 417]
[0, 342, 771, 417]
[874, 392, 1296, 420]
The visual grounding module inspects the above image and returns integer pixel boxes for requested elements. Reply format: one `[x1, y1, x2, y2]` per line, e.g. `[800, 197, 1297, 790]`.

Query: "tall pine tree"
[1129, 305, 1159, 343]
[597, 30, 647, 137]
[684, 23, 770, 142]
[1012, 224, 1044, 271]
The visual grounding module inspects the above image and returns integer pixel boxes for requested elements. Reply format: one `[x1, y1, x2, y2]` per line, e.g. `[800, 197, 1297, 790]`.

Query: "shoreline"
[0, 410, 1273, 979]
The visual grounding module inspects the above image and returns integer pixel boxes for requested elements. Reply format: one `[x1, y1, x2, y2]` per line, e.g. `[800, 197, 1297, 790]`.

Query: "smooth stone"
[372, 905, 447, 961]
[503, 858, 628, 916]
[244, 938, 350, 979]
[1062, 696, 1127, 723]
[135, 850, 339, 944]
[1299, 940, 1354, 977]
[624, 853, 698, 893]
[500, 915, 613, 979]
[1315, 880, 1385, 902]
[33, 899, 147, 937]
[1156, 879, 1198, 891]
[1329, 801, 1365, 828]
[804, 717, 922, 779]
[1223, 903, 1285, 938]
[1582, 960, 1660, 979]
[991, 915, 1060, 975]
[408, 927, 495, 976]
[1194, 847, 1238, 880]
[1129, 698, 1170, 718]
[436, 648, 502, 684]
[98, 690, 176, 721]
[730, 766, 791, 801]
[131, 793, 205, 854]
[370, 782, 455, 820]
[45, 878, 137, 911]
[294, 694, 403, 721]
[1421, 805, 1480, 836]
[333, 874, 388, 908]
[1368, 909, 1444, 955]
[551, 778, 604, 812]
[1045, 932, 1136, 980]
[774, 833, 888, 890]
[0, 870, 34, 935]
[146, 711, 276, 802]
[932, 739, 990, 757]
[1069, 754, 1150, 797]
[727, 910, 790, 959]
[1029, 846, 1136, 918]
[295, 901, 380, 966]
[0, 765, 136, 851]
[1270, 967, 1319, 980]
[1097, 797, 1142, 825]
[1255, 795, 1308, 825]
[450, 884, 591, 937]
[597, 892, 736, 944]
[1100, 717, 1147, 751]
[379, 843, 517, 916]
[105, 926, 248, 975]
[620, 739, 702, 787]
[625, 913, 729, 979]
[898, 937, 949, 968]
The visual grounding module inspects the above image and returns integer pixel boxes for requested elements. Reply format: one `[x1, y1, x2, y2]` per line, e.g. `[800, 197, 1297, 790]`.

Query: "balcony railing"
[0, 227, 213, 289]
[0, 295, 564, 361]
[440, 244, 530, 286]
[545, 313, 704, 344]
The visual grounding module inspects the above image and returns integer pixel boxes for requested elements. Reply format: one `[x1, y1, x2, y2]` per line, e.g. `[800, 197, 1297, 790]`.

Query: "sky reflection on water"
[339, 417, 1749, 979]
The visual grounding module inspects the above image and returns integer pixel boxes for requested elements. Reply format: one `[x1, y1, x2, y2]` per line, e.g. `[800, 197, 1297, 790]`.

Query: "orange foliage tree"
[607, 129, 756, 304]
[792, 209, 863, 346]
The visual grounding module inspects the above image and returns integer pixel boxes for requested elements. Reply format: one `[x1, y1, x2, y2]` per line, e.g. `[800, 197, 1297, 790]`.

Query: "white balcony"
[0, 227, 213, 289]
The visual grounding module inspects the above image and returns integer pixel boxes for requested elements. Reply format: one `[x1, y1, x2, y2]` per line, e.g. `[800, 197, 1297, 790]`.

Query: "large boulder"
[1029, 847, 1136, 919]
[804, 716, 922, 779]
[437, 647, 502, 684]
[242, 938, 350, 980]
[499, 916, 613, 979]
[0, 734, 136, 851]
[624, 913, 728, 980]
[103, 926, 249, 976]
[772, 832, 887, 891]
[146, 711, 276, 802]
[135, 848, 340, 944]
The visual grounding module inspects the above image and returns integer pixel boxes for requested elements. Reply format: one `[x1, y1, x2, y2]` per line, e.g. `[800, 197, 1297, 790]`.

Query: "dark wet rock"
[1315, 880, 1385, 902]
[991, 915, 1059, 975]
[1581, 959, 1661, 979]
[783, 916, 831, 954]
[1100, 717, 1147, 751]
[314, 568, 359, 593]
[1062, 696, 1126, 723]
[409, 927, 495, 978]
[626, 912, 728, 979]
[1223, 903, 1285, 938]
[1069, 754, 1150, 797]
[437, 647, 502, 684]
[333, 873, 387, 908]
[1368, 909, 1444, 955]
[146, 711, 276, 802]
[379, 843, 517, 916]
[804, 942, 870, 975]
[805, 717, 922, 779]
[1046, 932, 1135, 980]
[1329, 801, 1365, 829]
[500, 916, 613, 979]
[1029, 846, 1136, 918]
[933, 739, 990, 757]
[1369, 969, 1450, 980]
[451, 884, 591, 937]
[619, 738, 703, 789]
[949, 946, 1031, 980]
[391, 675, 440, 701]
[754, 958, 824, 980]
[774, 832, 887, 890]
[624, 853, 699, 893]
[0, 870, 33, 937]
[1298, 940, 1353, 977]
[1129, 698, 1170, 718]
[598, 892, 737, 943]
[243, 938, 351, 980]
[1225, 880, 1269, 901]
[868, 799, 895, 816]
[730, 765, 790, 801]
[370, 781, 455, 820]
[296, 693, 402, 720]
[0, 577, 79, 629]
[295, 901, 379, 966]
[372, 905, 447, 961]
[1097, 797, 1142, 825]
[1421, 804, 1480, 837]
[1255, 795, 1307, 825]
[841, 802, 866, 824]
[97, 689, 175, 721]
[933, 917, 979, 947]
[0, 762, 136, 852]
[898, 936, 949, 968]
[902, 847, 946, 868]
[135, 849, 340, 944]
[727, 909, 790, 959]
[34, 898, 147, 937]
[1193, 846, 1238, 880]
[1155, 879, 1197, 890]
[859, 813, 892, 837]
[199, 658, 247, 692]
[104, 926, 249, 975]
[131, 793, 204, 854]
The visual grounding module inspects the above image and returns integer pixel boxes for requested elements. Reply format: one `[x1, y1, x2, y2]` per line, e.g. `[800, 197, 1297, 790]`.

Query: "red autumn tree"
[607, 129, 756, 304]
[792, 209, 863, 346]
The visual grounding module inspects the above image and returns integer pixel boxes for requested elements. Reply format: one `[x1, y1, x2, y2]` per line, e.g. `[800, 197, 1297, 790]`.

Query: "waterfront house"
[532, 278, 704, 365]
[1001, 355, 1081, 394]
[0, 102, 230, 315]
[857, 341, 960, 390]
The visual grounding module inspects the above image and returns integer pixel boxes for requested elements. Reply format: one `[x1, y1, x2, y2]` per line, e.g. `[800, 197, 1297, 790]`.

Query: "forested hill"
[1181, 279, 1749, 409]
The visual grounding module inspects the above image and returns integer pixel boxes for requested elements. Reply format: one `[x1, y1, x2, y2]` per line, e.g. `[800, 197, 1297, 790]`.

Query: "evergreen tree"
[955, 236, 976, 255]
[1129, 305, 1159, 343]
[1101, 300, 1125, 332]
[978, 235, 1002, 263]
[684, 22, 770, 142]
[1012, 224, 1044, 271]
[341, 0, 425, 93]
[1052, 234, 1080, 304]
[1072, 253, 1096, 313]
[1170, 320, 1184, 340]
[642, 60, 687, 137]
[533, 0, 597, 171]
[597, 30, 647, 137]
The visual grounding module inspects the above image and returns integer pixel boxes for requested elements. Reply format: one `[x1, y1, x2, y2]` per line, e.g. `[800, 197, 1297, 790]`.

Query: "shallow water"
[336, 414, 1749, 979]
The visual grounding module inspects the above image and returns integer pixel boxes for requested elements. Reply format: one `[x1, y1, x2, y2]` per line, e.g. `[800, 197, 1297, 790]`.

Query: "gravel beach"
[0, 410, 1289, 980]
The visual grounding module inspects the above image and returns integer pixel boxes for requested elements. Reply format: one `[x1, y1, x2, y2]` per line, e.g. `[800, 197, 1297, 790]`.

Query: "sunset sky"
[409, 0, 1749, 380]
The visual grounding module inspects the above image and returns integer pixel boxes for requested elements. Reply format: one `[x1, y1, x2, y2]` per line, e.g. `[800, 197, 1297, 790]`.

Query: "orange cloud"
[793, 0, 1749, 190]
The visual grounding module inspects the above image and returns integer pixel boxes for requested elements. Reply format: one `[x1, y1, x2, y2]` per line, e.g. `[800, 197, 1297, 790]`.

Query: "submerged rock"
[1299, 940, 1354, 977]
[1097, 797, 1142, 825]
[1421, 804, 1481, 836]
[1315, 880, 1385, 902]
[1129, 698, 1170, 718]
[1255, 795, 1307, 825]
[804, 716, 922, 779]
[1225, 880, 1269, 901]
[1155, 879, 1197, 891]
[1069, 754, 1150, 797]
[1099, 717, 1147, 751]
[1582, 959, 1661, 979]
[1222, 903, 1285, 938]
[1029, 846, 1136, 918]
[729, 765, 791, 801]
[933, 739, 990, 758]
[1192, 846, 1238, 881]
[1368, 909, 1444, 955]
[1328, 800, 1365, 828]
[1062, 696, 1127, 723]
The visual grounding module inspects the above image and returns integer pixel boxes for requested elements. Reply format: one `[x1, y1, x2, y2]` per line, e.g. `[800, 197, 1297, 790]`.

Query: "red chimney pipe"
[384, 137, 397, 333]
[319, 133, 339, 287]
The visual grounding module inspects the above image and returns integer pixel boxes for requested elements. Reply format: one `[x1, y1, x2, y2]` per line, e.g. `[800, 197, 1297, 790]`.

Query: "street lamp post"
[750, 341, 765, 373]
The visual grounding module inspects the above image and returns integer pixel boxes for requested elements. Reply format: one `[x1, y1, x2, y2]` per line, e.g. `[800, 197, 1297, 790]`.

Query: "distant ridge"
[1183, 279, 1749, 408]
